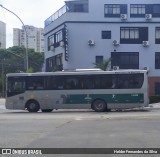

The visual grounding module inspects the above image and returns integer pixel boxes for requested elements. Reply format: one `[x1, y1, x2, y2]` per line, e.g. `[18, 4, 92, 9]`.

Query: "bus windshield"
[7, 77, 26, 97]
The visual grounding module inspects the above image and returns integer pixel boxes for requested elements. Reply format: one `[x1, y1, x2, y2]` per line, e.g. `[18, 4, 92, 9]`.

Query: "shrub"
[149, 95, 160, 104]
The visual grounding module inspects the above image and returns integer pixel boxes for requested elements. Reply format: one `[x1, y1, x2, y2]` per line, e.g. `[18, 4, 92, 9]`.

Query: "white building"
[44, 0, 160, 96]
[13, 25, 44, 52]
[0, 21, 6, 49]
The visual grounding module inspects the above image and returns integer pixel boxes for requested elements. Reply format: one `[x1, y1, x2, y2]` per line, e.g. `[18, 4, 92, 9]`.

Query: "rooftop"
[44, 0, 88, 27]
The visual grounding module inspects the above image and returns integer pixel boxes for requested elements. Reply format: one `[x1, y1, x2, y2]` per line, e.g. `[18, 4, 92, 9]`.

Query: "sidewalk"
[0, 98, 5, 103]
[0, 98, 5, 109]
[149, 103, 160, 109]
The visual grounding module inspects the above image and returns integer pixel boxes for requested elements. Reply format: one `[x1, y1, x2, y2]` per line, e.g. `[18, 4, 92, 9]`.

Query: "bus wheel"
[26, 100, 40, 112]
[92, 99, 107, 112]
[41, 109, 53, 112]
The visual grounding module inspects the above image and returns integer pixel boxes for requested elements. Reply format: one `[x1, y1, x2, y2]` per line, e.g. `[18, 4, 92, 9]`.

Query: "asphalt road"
[0, 99, 160, 157]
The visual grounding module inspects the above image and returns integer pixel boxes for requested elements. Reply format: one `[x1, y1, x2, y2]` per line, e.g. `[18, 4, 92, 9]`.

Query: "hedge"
[149, 95, 160, 104]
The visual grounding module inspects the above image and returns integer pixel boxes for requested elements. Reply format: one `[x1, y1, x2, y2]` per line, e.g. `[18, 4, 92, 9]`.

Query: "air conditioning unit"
[113, 40, 119, 46]
[121, 14, 127, 20]
[88, 40, 95, 46]
[50, 46, 55, 51]
[143, 67, 149, 71]
[145, 14, 152, 20]
[113, 66, 119, 71]
[60, 41, 65, 47]
[142, 41, 149, 47]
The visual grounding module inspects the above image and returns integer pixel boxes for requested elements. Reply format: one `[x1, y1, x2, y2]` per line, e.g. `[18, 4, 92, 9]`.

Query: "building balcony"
[44, 0, 89, 27]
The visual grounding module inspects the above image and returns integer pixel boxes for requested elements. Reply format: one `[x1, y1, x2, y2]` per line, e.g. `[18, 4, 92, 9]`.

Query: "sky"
[0, 0, 65, 48]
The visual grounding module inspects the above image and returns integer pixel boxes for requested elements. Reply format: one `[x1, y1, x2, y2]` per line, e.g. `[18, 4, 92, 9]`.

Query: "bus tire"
[26, 100, 40, 112]
[41, 109, 53, 112]
[92, 99, 107, 112]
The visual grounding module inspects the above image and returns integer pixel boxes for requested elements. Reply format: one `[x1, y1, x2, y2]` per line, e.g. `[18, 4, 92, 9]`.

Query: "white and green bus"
[5, 69, 149, 112]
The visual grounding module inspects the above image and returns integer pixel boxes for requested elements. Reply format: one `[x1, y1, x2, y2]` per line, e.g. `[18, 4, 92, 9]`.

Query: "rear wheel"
[92, 99, 107, 112]
[41, 109, 53, 112]
[26, 100, 40, 112]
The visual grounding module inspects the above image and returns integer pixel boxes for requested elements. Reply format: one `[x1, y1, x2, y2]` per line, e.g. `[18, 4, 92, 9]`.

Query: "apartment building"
[13, 25, 44, 52]
[44, 0, 160, 96]
[0, 21, 6, 49]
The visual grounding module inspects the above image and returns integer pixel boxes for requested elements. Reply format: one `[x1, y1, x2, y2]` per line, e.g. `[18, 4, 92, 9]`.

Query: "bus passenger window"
[8, 79, 25, 93]
[36, 83, 44, 89]
[27, 77, 44, 90]
[112, 79, 116, 88]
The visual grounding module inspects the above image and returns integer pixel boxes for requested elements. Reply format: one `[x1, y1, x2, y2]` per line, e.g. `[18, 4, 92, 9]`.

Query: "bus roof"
[6, 69, 147, 77]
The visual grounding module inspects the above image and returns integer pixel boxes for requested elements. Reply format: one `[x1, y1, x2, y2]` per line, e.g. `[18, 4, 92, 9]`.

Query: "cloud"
[0, 0, 65, 47]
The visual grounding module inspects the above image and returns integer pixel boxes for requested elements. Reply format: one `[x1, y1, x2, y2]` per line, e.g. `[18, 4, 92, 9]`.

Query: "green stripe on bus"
[65, 94, 144, 104]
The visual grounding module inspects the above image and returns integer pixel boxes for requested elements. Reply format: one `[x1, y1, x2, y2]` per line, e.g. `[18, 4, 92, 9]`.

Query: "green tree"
[28, 49, 44, 72]
[93, 58, 111, 71]
[27, 67, 34, 73]
[0, 46, 44, 96]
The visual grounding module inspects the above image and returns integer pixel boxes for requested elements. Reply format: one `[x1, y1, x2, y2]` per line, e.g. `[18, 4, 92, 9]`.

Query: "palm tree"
[93, 58, 111, 71]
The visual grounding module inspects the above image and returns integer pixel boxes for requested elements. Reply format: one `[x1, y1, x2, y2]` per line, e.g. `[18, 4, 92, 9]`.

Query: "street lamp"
[0, 4, 28, 72]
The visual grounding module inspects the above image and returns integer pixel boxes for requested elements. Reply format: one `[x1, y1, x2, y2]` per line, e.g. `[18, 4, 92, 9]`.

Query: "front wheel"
[92, 99, 107, 112]
[26, 100, 40, 112]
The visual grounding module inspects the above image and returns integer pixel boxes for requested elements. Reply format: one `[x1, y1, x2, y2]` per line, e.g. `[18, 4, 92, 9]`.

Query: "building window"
[56, 54, 63, 66]
[111, 52, 139, 69]
[46, 54, 63, 72]
[155, 52, 160, 69]
[102, 31, 111, 39]
[66, 1, 88, 12]
[153, 4, 160, 15]
[130, 4, 145, 17]
[121, 28, 139, 39]
[155, 82, 160, 95]
[155, 27, 160, 44]
[46, 56, 54, 72]
[105, 4, 120, 14]
[72, 4, 84, 12]
[56, 31, 63, 43]
[47, 29, 65, 50]
[48, 35, 54, 51]
[143, 4, 160, 17]
[104, 4, 127, 17]
[120, 27, 148, 44]
[96, 56, 103, 64]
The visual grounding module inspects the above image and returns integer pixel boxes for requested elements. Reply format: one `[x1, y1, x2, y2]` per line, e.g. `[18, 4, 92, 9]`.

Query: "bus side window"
[123, 80, 129, 88]
[27, 77, 45, 90]
[56, 77, 64, 90]
[65, 76, 81, 90]
[28, 81, 39, 90]
[45, 77, 57, 90]
[36, 83, 44, 89]
[14, 81, 25, 92]
[28, 82, 35, 90]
